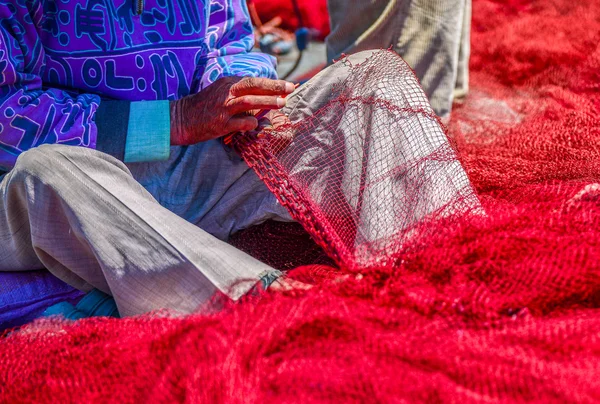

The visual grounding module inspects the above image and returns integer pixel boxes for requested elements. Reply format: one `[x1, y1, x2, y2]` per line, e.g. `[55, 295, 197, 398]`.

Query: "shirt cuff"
[95, 101, 130, 161]
[124, 100, 171, 163]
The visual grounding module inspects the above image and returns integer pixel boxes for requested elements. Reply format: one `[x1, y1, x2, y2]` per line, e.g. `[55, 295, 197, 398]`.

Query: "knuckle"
[241, 77, 256, 88]
[274, 80, 285, 92]
[234, 96, 252, 109]
[221, 76, 237, 86]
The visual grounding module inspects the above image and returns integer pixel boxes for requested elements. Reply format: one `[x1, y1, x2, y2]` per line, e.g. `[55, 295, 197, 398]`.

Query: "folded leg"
[0, 145, 276, 316]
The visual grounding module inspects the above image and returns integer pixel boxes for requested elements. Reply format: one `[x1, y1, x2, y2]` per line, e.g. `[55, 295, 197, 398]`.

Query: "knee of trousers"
[11, 144, 130, 186]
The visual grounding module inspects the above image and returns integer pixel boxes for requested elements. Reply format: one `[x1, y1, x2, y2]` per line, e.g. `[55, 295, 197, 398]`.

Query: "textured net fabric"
[3, 0, 600, 402]
[229, 221, 335, 271]
[233, 50, 480, 271]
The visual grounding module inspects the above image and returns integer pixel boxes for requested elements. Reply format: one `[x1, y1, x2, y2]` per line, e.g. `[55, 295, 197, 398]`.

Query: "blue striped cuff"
[124, 101, 171, 163]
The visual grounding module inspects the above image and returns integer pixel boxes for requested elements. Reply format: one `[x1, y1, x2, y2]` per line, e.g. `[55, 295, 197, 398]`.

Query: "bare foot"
[269, 277, 313, 291]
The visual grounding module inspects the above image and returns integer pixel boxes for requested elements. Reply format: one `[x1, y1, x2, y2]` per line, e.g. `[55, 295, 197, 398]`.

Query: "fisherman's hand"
[254, 110, 294, 153]
[170, 77, 295, 146]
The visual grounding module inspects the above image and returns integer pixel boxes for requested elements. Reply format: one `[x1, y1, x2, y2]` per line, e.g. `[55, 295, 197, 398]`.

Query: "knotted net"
[232, 50, 481, 273]
[3, 0, 600, 402]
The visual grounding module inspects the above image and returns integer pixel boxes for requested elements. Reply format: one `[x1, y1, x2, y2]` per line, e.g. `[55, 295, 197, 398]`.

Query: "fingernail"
[285, 82, 295, 93]
[277, 97, 287, 108]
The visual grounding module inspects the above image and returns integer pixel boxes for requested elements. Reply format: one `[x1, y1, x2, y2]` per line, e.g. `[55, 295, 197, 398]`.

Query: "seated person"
[0, 0, 476, 317]
[326, 0, 472, 119]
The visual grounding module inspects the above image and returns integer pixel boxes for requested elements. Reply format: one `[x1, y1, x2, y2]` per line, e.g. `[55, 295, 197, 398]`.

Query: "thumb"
[225, 116, 259, 134]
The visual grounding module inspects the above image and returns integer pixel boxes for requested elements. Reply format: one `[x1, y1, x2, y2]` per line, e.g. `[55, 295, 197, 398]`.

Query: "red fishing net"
[248, 0, 330, 40]
[3, 0, 600, 401]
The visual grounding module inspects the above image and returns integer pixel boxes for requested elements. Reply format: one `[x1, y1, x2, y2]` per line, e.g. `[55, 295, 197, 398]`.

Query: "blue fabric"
[75, 289, 120, 318]
[44, 289, 120, 319]
[43, 301, 88, 320]
[0, 271, 84, 330]
[0, 0, 277, 170]
[125, 101, 171, 163]
[260, 269, 284, 289]
[95, 100, 131, 161]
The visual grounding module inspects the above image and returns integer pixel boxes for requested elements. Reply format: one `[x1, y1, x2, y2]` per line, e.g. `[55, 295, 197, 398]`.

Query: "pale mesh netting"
[3, 0, 600, 402]
[232, 50, 480, 271]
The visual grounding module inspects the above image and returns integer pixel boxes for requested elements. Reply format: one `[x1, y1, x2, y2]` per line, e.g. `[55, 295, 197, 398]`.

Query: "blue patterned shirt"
[0, 0, 277, 169]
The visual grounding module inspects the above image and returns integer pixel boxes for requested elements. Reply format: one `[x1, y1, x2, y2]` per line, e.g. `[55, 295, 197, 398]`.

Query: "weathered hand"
[170, 76, 295, 146]
[256, 109, 295, 153]
[264, 109, 290, 130]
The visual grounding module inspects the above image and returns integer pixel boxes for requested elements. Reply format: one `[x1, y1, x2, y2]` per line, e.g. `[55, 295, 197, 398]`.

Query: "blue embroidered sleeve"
[0, 3, 101, 170]
[196, 0, 278, 90]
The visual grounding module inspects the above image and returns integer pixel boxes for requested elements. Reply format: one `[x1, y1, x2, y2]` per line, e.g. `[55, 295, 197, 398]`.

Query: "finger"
[268, 111, 291, 129]
[227, 95, 286, 115]
[249, 116, 277, 135]
[225, 115, 258, 134]
[263, 16, 282, 30]
[250, 111, 290, 135]
[269, 277, 312, 291]
[249, 117, 272, 134]
[230, 77, 295, 97]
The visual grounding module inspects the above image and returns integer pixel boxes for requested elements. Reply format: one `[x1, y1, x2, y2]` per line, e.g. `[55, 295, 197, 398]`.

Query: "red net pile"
[248, 0, 330, 40]
[3, 0, 600, 402]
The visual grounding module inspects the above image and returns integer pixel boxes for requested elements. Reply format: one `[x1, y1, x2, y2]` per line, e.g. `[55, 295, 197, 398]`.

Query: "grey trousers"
[0, 144, 289, 316]
[326, 0, 472, 118]
[0, 51, 476, 316]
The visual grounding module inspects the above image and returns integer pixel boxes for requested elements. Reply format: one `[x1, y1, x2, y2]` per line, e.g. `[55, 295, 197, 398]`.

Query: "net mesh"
[3, 0, 600, 401]
[232, 50, 481, 272]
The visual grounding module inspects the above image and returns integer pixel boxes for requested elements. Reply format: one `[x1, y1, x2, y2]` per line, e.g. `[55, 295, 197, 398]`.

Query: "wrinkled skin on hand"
[170, 76, 295, 146]
[255, 109, 295, 153]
